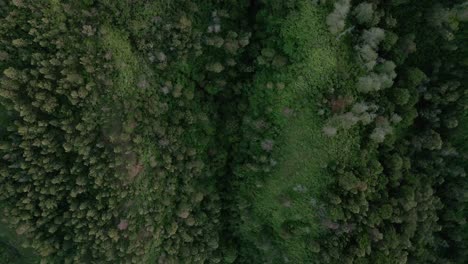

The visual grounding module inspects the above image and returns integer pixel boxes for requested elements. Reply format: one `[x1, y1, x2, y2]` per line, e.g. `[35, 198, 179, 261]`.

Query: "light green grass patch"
[242, 1, 361, 262]
[101, 26, 140, 97]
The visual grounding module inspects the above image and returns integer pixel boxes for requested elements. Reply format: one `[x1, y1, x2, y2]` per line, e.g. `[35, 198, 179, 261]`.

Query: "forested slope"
[0, 0, 466, 263]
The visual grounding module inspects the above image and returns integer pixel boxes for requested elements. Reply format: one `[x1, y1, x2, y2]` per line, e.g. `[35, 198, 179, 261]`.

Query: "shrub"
[326, 0, 351, 35]
[362, 28, 386, 49]
[353, 2, 375, 25]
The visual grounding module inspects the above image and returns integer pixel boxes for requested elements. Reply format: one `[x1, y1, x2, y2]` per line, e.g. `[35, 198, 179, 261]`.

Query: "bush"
[327, 0, 351, 35]
[353, 2, 375, 25]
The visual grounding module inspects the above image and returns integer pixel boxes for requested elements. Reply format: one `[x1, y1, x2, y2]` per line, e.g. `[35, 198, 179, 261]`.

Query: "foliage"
[0, 0, 250, 262]
[0, 0, 466, 263]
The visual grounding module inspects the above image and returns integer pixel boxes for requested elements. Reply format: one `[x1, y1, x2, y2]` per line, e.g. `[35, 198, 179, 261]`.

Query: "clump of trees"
[326, 0, 351, 35]
[314, 0, 468, 263]
[0, 0, 253, 263]
[0, 2, 138, 262]
[324, 3, 398, 143]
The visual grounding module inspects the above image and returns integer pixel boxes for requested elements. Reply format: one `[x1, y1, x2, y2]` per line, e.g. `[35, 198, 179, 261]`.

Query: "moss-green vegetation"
[233, 2, 362, 262]
[100, 26, 140, 96]
[0, 0, 466, 263]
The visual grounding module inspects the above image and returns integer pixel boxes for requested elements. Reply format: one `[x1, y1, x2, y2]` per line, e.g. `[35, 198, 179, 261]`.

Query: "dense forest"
[0, 0, 466, 263]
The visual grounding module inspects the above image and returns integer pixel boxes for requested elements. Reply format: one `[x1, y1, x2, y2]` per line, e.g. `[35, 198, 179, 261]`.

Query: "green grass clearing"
[238, 2, 361, 262]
